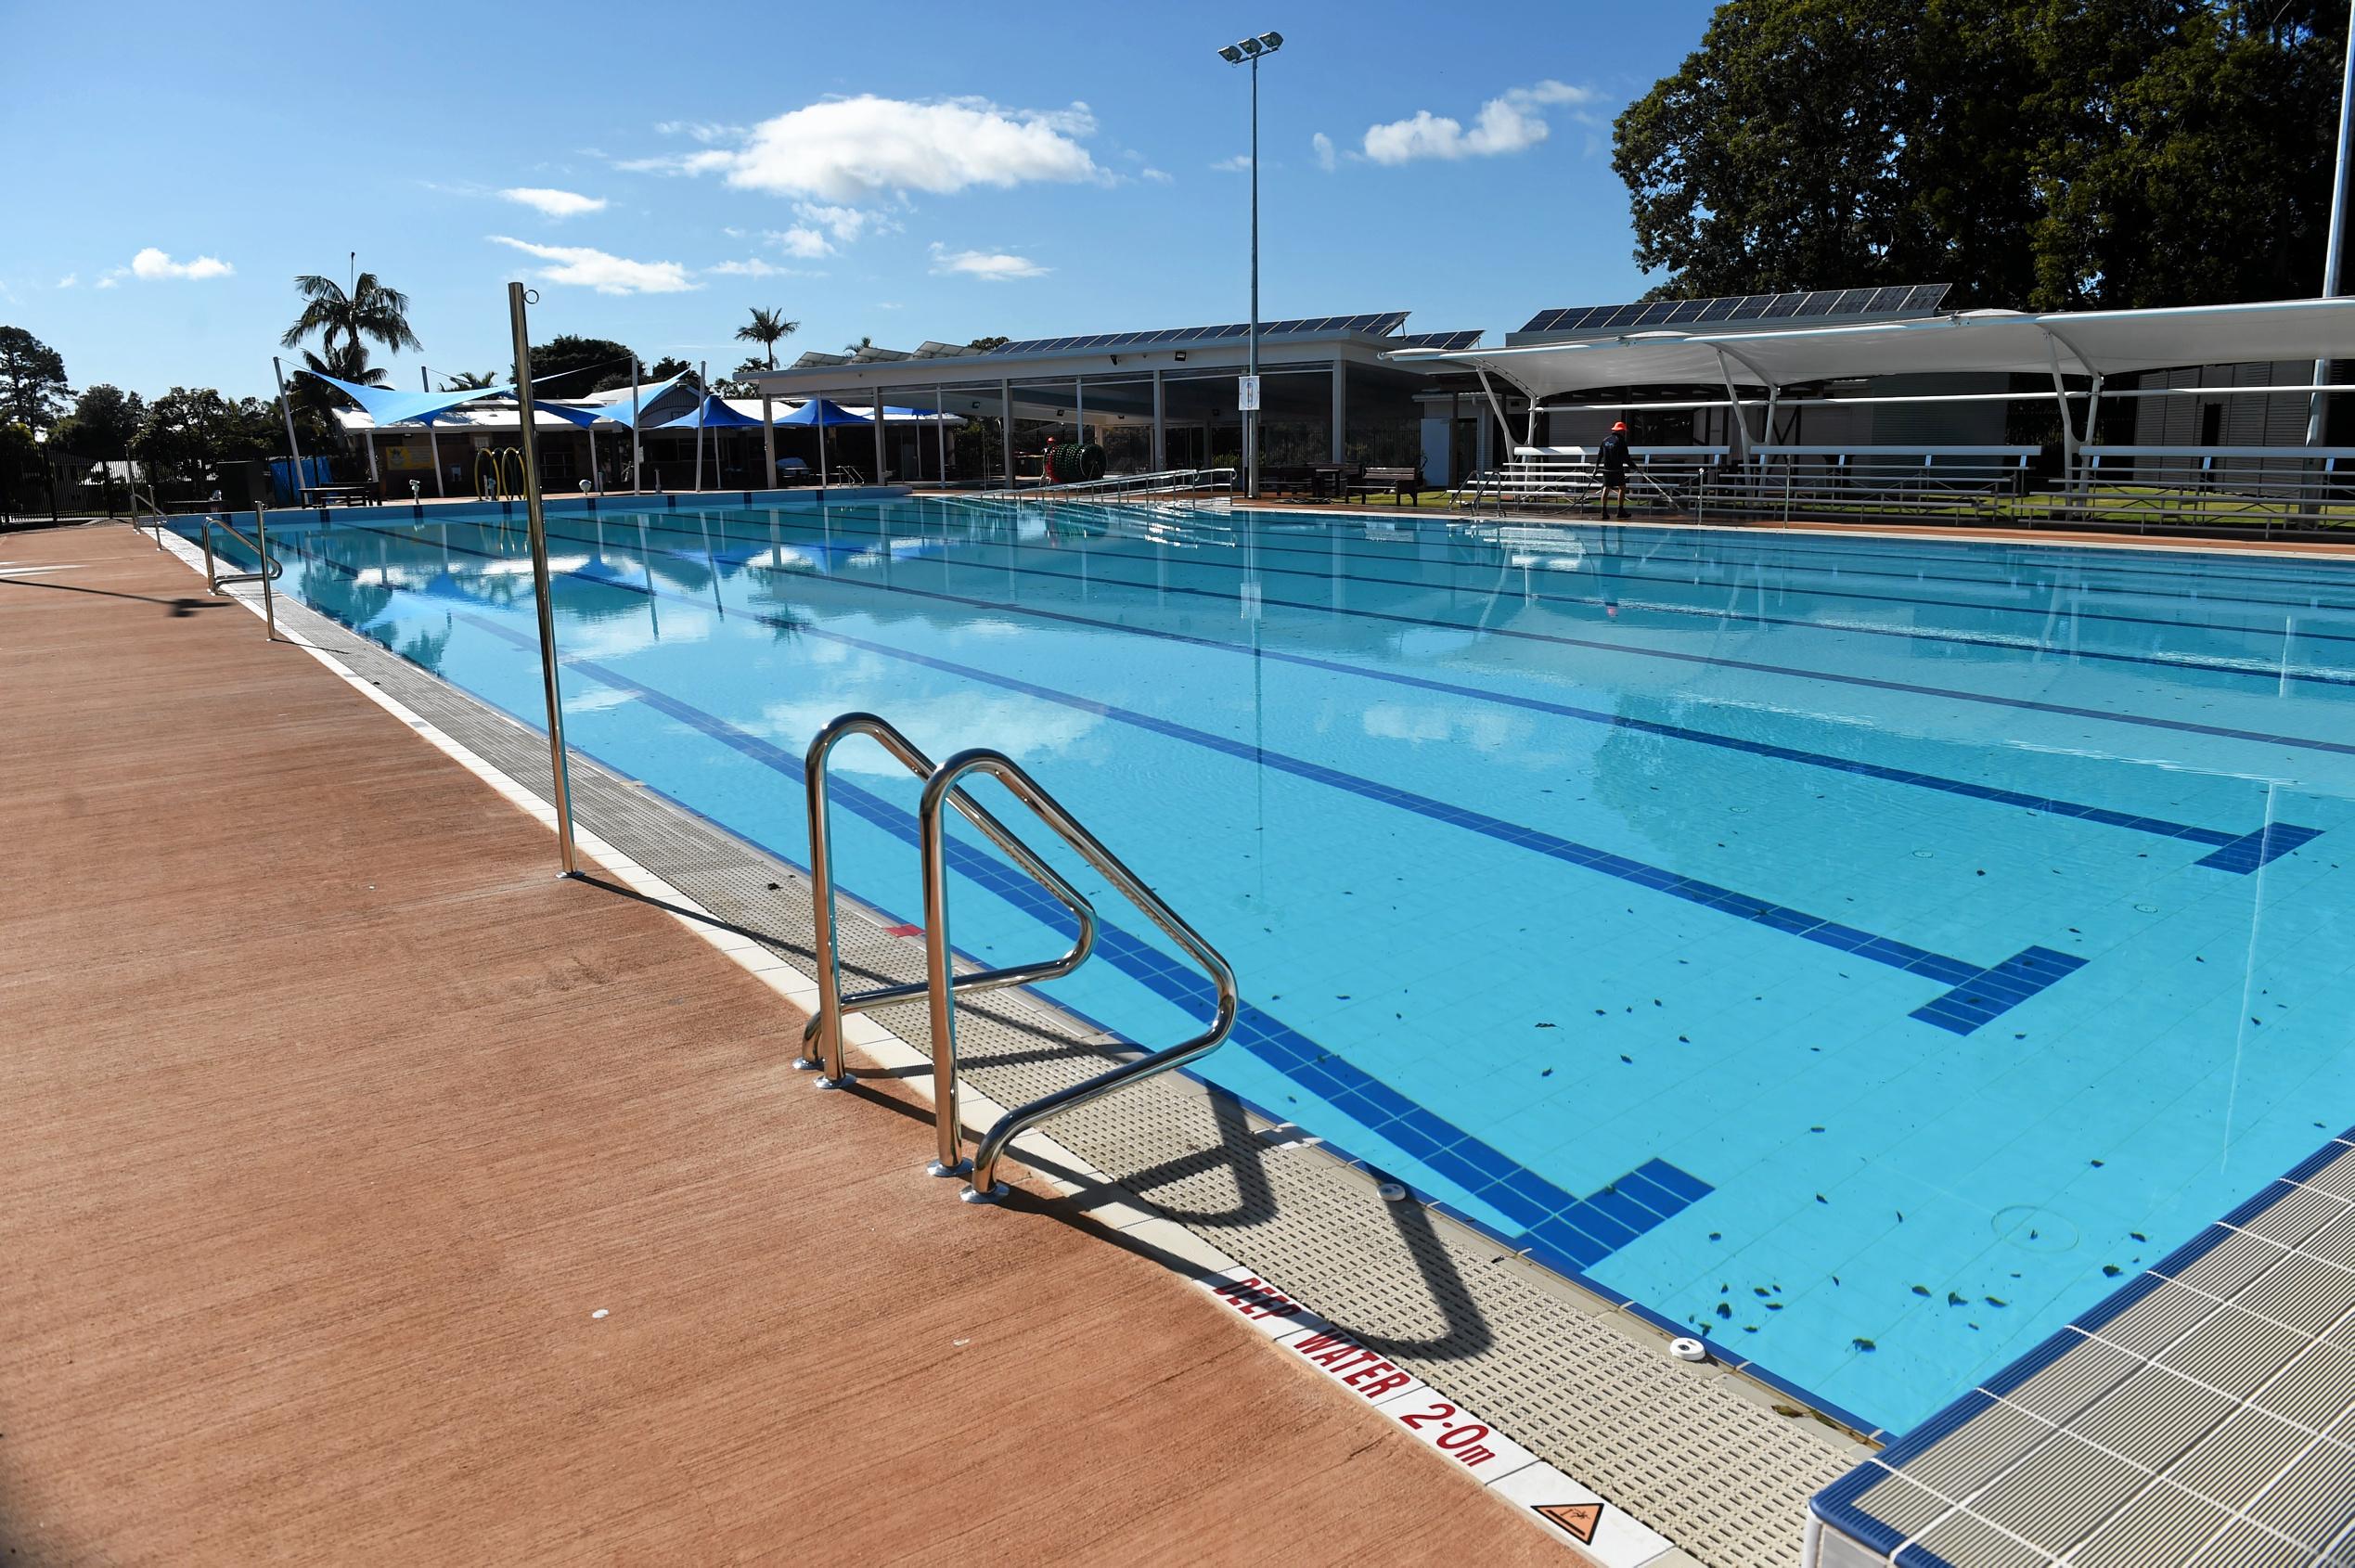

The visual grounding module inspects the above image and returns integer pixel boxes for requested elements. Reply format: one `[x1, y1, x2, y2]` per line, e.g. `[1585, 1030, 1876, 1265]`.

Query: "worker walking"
[1598, 420, 1632, 520]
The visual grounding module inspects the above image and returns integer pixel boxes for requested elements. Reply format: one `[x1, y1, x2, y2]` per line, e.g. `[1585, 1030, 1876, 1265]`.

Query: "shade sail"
[652, 393, 766, 431]
[532, 401, 611, 428]
[771, 396, 872, 427]
[1387, 296, 2355, 399]
[574, 373, 688, 429]
[298, 370, 516, 427]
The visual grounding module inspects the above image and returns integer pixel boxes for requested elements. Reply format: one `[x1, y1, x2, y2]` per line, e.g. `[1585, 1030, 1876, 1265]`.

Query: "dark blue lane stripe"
[556, 515, 2315, 872]
[766, 500, 2355, 655]
[337, 525, 2098, 1035]
[542, 509, 2355, 761]
[409, 596, 1718, 1289]
[695, 502, 2355, 681]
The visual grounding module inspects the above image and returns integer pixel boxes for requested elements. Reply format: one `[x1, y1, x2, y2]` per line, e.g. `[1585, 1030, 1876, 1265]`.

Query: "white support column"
[1000, 379, 1014, 488]
[933, 384, 947, 483]
[1152, 369, 1167, 471]
[762, 390, 776, 488]
[872, 386, 887, 482]
[1330, 362, 1346, 464]
[1075, 378, 1086, 446]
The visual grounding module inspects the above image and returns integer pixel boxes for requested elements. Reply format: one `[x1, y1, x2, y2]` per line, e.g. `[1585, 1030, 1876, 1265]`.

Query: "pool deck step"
[0, 523, 1586, 1566]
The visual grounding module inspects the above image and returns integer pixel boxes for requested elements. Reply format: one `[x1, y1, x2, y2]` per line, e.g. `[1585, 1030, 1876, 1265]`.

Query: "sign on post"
[1237, 374, 1262, 412]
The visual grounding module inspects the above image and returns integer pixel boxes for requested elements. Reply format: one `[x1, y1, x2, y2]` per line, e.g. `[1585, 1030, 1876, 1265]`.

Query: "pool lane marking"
[747, 499, 2355, 659]
[165, 537, 1659, 1565]
[582, 516, 2318, 873]
[418, 595, 1724, 1284]
[534, 508, 2355, 763]
[344, 531, 2099, 1040]
[689, 503, 2355, 684]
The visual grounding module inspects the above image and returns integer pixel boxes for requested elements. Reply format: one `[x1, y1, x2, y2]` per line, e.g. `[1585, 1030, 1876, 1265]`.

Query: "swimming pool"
[200, 496, 2355, 1436]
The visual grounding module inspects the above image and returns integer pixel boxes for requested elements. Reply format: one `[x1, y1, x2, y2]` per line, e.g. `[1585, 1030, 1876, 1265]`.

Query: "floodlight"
[1217, 43, 1243, 61]
[1239, 36, 1263, 55]
[1258, 32, 1283, 49]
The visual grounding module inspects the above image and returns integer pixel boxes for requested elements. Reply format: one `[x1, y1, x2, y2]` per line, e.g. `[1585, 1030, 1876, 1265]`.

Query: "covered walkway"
[0, 524, 1564, 1564]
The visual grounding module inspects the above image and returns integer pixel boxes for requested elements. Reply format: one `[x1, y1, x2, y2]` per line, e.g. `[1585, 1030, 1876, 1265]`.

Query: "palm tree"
[279, 265, 423, 360]
[293, 340, 389, 462]
[736, 307, 800, 482]
[734, 307, 800, 374]
[440, 370, 496, 391]
[843, 334, 873, 355]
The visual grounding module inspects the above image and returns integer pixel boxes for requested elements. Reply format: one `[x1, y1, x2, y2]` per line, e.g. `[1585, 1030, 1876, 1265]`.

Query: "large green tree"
[1613, 1, 2346, 309]
[518, 335, 638, 396]
[48, 383, 145, 458]
[133, 388, 279, 482]
[0, 326, 72, 431]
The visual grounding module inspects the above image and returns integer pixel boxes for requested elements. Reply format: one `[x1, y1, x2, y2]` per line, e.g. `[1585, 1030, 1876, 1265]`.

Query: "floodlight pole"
[506, 281, 580, 877]
[2311, 16, 2355, 446]
[1247, 49, 1261, 501]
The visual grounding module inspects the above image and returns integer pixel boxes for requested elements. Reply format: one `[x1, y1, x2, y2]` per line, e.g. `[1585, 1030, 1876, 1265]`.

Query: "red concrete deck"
[0, 525, 1564, 1565]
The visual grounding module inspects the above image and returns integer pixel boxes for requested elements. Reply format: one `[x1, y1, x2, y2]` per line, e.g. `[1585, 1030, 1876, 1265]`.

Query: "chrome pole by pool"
[507, 281, 580, 876]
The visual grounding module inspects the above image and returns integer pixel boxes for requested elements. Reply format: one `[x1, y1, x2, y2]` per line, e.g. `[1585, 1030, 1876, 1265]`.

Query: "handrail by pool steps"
[799, 713, 1100, 1097]
[799, 712, 1239, 1203]
[199, 503, 285, 640]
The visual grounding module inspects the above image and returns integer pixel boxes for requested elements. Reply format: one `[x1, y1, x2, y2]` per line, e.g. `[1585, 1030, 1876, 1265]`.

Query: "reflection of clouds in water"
[760, 687, 1100, 776]
[554, 601, 719, 662]
[566, 687, 638, 713]
[1360, 703, 1536, 755]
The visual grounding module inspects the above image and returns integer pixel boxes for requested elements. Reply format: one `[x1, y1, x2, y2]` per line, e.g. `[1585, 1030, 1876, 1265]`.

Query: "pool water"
[212, 499, 2355, 1434]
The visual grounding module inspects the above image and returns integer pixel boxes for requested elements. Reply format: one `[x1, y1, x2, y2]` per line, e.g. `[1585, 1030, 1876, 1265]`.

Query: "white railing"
[2045, 445, 2355, 537]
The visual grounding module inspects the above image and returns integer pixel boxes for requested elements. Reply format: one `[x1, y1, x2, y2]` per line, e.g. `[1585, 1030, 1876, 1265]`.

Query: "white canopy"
[1385, 296, 2355, 398]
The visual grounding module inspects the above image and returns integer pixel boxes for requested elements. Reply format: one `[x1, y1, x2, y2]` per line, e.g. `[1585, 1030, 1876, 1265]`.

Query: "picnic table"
[300, 483, 377, 508]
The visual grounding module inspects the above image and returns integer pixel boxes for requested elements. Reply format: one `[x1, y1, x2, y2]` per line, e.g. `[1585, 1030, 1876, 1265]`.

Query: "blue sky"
[2, 0, 1722, 401]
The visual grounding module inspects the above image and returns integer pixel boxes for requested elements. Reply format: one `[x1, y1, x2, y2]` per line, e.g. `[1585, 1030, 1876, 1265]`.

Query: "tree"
[967, 335, 1010, 353]
[290, 340, 383, 443]
[520, 334, 638, 396]
[440, 369, 496, 391]
[0, 326, 71, 431]
[735, 306, 800, 374]
[49, 384, 145, 458]
[1612, 1, 2346, 310]
[843, 335, 873, 355]
[648, 355, 694, 382]
[133, 388, 279, 482]
[280, 265, 422, 359]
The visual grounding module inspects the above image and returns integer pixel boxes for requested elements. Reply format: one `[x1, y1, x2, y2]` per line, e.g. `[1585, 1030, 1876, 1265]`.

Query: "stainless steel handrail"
[916, 748, 1238, 1202]
[800, 713, 1099, 1103]
[199, 505, 284, 639]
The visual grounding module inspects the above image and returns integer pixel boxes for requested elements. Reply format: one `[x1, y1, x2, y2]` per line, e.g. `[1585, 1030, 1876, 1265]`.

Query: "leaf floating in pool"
[1336, 995, 1350, 1000]
[1809, 1125, 1825, 1134]
[1619, 1054, 1633, 1064]
[2130, 1231, 2147, 1242]
[1753, 1287, 1769, 1297]
[1851, 1338, 1877, 1353]
[1985, 1296, 2008, 1307]
[1715, 1302, 1732, 1320]
[1949, 1292, 1967, 1306]
[1708, 1232, 1722, 1242]
[2090, 1159, 2104, 1167]
[1911, 1285, 1932, 1297]
[1536, 1022, 1557, 1029]
[1540, 1068, 1553, 1077]
[2102, 1265, 2122, 1278]
[1896, 1211, 1905, 1222]
[1765, 1302, 1784, 1311]
[1815, 1194, 1828, 1204]
[1678, 1035, 1691, 1043]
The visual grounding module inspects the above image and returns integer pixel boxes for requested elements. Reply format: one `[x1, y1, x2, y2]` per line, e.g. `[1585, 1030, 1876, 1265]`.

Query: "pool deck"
[0, 524, 1589, 1564]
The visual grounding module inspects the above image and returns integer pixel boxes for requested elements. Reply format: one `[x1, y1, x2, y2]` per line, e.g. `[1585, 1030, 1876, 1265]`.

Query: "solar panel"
[1391, 328, 1483, 351]
[1759, 292, 1805, 319]
[1633, 301, 1678, 327]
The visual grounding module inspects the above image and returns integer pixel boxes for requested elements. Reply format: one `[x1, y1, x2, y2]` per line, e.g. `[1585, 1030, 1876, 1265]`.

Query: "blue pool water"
[202, 498, 2355, 1434]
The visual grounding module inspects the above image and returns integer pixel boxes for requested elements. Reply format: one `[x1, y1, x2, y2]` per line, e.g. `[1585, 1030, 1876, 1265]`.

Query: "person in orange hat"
[1598, 419, 1632, 519]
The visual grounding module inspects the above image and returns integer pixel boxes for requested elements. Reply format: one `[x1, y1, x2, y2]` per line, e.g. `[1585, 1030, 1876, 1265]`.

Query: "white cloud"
[771, 225, 832, 259]
[95, 272, 120, 289]
[1361, 81, 1601, 164]
[624, 95, 1102, 203]
[1139, 167, 1173, 184]
[128, 247, 234, 281]
[498, 186, 607, 218]
[707, 258, 817, 278]
[793, 201, 895, 244]
[55, 273, 77, 289]
[488, 236, 695, 294]
[928, 242, 1047, 281]
[1210, 155, 1253, 174]
[1311, 133, 1336, 173]
[654, 120, 743, 144]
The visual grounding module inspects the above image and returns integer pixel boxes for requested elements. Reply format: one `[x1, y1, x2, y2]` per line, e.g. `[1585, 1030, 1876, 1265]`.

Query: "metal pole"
[1247, 52, 1261, 501]
[694, 361, 707, 491]
[1152, 368, 1167, 471]
[420, 368, 447, 499]
[2313, 14, 2355, 444]
[873, 387, 887, 481]
[1000, 379, 1013, 487]
[506, 281, 579, 877]
[256, 502, 277, 640]
[763, 384, 777, 489]
[919, 786, 970, 1177]
[934, 384, 948, 483]
[818, 396, 830, 488]
[271, 356, 306, 503]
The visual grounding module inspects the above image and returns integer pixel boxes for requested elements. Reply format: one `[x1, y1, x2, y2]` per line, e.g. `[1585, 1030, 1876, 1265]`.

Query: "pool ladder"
[799, 712, 1239, 1202]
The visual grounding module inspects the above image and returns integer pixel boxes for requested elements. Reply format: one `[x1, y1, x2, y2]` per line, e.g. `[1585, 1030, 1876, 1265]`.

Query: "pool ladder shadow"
[797, 711, 1239, 1203]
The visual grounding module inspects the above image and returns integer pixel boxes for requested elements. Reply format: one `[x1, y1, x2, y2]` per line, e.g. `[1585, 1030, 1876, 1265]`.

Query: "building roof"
[1390, 296, 2355, 397]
